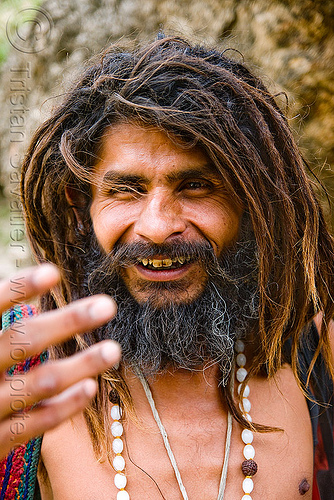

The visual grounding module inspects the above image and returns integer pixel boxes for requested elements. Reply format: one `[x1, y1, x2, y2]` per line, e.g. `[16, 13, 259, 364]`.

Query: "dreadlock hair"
[21, 36, 334, 457]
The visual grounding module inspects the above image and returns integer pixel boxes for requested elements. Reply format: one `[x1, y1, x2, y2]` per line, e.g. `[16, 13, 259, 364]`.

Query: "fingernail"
[38, 375, 56, 391]
[31, 264, 59, 287]
[88, 296, 116, 321]
[100, 342, 120, 364]
[83, 379, 97, 398]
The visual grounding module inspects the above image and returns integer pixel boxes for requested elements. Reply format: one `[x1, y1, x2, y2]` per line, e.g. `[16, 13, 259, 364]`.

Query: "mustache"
[86, 236, 258, 293]
[96, 240, 216, 270]
[86, 239, 220, 298]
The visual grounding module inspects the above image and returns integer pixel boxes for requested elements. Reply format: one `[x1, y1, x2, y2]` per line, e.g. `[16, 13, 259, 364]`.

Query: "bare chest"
[40, 368, 314, 500]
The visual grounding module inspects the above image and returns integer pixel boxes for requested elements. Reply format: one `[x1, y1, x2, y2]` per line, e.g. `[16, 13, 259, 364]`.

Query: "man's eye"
[182, 181, 212, 192]
[106, 185, 144, 199]
[112, 185, 132, 193]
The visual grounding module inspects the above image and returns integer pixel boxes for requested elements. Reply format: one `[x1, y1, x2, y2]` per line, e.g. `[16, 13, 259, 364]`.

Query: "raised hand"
[0, 264, 120, 460]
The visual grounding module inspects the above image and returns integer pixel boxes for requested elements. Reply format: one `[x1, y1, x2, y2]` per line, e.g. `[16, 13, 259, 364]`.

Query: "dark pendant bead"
[108, 388, 120, 404]
[241, 459, 258, 476]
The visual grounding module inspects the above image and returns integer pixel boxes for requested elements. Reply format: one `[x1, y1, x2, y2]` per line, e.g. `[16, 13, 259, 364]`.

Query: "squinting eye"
[183, 181, 212, 192]
[107, 185, 145, 199]
[111, 186, 132, 193]
[186, 182, 206, 189]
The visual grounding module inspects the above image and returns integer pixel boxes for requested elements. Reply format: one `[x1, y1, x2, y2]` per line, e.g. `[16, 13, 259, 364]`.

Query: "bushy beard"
[80, 225, 259, 384]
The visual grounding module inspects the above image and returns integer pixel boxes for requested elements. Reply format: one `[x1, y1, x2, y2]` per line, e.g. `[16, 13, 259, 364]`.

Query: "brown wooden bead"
[241, 459, 258, 476]
[108, 388, 120, 405]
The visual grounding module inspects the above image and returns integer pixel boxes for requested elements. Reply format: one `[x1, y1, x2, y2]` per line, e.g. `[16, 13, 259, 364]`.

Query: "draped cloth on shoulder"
[0, 305, 46, 500]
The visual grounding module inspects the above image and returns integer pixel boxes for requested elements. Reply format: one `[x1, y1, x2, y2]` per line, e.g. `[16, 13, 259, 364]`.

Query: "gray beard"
[81, 225, 259, 384]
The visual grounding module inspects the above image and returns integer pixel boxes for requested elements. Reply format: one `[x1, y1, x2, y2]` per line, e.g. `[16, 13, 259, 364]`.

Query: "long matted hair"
[21, 36, 334, 454]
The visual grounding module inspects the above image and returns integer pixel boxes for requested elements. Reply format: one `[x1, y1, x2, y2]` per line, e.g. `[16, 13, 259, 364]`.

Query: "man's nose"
[134, 190, 187, 244]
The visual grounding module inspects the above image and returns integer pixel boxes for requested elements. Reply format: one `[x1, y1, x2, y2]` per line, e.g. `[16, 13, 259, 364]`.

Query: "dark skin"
[89, 124, 242, 307]
[38, 125, 320, 499]
[39, 361, 314, 499]
[2, 123, 331, 498]
[0, 266, 317, 499]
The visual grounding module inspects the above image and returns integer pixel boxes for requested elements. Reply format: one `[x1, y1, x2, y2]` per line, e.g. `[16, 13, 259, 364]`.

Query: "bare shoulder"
[38, 418, 77, 500]
[39, 413, 112, 500]
[39, 414, 90, 500]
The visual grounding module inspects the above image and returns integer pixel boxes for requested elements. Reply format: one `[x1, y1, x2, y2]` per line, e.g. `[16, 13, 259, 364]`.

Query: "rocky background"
[0, 0, 333, 277]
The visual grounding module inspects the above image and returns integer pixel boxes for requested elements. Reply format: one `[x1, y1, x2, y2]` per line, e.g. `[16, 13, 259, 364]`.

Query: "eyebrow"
[165, 165, 218, 183]
[100, 171, 148, 185]
[100, 164, 218, 186]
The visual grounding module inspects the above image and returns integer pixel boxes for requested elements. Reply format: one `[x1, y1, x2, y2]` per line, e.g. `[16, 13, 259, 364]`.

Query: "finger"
[0, 264, 60, 315]
[0, 295, 117, 372]
[0, 340, 121, 420]
[0, 378, 97, 460]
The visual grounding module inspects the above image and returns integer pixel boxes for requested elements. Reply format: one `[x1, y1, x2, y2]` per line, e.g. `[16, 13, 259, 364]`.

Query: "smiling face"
[89, 123, 242, 306]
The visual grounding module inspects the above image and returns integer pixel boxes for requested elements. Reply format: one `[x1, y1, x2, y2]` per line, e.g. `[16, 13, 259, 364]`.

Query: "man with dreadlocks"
[0, 37, 333, 499]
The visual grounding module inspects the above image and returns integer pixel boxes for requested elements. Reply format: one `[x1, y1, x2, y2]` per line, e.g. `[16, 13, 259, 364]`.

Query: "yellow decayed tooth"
[148, 259, 153, 265]
[142, 258, 148, 266]
[163, 259, 173, 267]
[152, 259, 163, 268]
[178, 256, 185, 264]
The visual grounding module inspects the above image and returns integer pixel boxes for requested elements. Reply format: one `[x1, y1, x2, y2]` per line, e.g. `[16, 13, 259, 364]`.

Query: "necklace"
[136, 369, 233, 500]
[235, 339, 258, 499]
[110, 344, 258, 499]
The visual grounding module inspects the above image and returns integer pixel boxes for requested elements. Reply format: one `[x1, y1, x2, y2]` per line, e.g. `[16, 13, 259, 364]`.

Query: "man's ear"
[65, 186, 89, 233]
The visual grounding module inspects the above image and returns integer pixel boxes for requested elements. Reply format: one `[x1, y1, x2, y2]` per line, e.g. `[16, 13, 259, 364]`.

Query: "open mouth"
[137, 255, 192, 270]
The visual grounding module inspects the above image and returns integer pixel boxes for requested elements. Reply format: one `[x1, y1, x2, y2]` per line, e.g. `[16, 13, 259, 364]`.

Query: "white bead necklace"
[235, 339, 258, 500]
[110, 404, 129, 500]
[110, 345, 258, 499]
